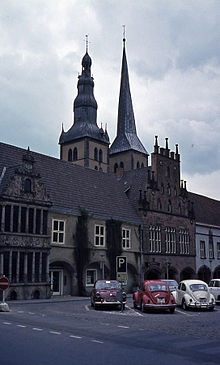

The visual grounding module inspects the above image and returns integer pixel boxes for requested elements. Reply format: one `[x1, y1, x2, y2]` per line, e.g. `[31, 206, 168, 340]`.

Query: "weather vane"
[122, 25, 126, 43]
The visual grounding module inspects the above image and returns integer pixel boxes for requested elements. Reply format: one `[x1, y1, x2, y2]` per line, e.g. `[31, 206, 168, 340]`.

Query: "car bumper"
[143, 303, 176, 310]
[187, 302, 215, 309]
[94, 300, 126, 305]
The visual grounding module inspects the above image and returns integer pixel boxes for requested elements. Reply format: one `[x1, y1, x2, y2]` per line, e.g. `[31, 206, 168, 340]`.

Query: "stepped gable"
[189, 192, 220, 227]
[0, 142, 140, 223]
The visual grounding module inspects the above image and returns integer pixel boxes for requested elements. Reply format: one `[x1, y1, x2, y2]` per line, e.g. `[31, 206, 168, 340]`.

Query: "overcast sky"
[1, 0, 220, 200]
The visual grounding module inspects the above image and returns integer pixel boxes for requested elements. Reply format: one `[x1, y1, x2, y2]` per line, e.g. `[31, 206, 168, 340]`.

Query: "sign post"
[116, 256, 127, 285]
[0, 276, 10, 312]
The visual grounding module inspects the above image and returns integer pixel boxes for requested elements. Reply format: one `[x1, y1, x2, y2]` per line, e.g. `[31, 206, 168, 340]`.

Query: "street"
[0, 296, 220, 365]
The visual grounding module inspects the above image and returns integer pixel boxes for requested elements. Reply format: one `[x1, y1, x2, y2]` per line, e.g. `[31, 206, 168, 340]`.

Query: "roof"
[0, 142, 141, 224]
[109, 42, 148, 156]
[189, 192, 220, 227]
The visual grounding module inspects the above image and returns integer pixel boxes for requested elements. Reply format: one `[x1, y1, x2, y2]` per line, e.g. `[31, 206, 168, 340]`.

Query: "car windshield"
[148, 284, 168, 292]
[189, 284, 207, 292]
[95, 281, 121, 290]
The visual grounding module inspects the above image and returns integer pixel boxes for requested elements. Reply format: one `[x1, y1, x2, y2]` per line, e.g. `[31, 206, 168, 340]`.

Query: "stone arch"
[50, 260, 75, 296]
[213, 265, 220, 278]
[32, 290, 40, 299]
[9, 290, 18, 300]
[180, 267, 195, 281]
[144, 266, 161, 280]
[168, 266, 178, 281]
[197, 265, 211, 283]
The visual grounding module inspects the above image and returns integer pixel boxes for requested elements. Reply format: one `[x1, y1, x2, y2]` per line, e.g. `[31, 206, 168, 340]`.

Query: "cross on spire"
[85, 34, 89, 53]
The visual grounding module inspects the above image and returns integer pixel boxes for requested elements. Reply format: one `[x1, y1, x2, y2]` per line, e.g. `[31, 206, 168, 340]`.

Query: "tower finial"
[122, 25, 126, 45]
[85, 34, 89, 53]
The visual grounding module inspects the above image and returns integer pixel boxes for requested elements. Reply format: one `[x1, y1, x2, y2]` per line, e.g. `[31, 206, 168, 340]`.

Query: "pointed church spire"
[109, 37, 148, 156]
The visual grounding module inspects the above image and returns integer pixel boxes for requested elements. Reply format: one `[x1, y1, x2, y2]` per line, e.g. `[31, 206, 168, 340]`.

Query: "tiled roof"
[189, 192, 220, 227]
[0, 142, 140, 224]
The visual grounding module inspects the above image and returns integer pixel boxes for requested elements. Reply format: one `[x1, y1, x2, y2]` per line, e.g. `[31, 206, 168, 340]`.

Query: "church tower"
[59, 38, 110, 172]
[109, 38, 148, 174]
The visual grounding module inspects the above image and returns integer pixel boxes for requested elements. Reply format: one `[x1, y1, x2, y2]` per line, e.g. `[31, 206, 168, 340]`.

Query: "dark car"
[133, 280, 176, 313]
[91, 280, 126, 310]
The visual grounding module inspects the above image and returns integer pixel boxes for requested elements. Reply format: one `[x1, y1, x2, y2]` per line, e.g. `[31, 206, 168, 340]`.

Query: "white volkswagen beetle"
[173, 279, 215, 310]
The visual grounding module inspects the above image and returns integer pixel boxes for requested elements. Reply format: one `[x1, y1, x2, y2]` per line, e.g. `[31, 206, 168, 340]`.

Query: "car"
[208, 279, 220, 304]
[90, 280, 126, 309]
[173, 279, 215, 310]
[133, 280, 176, 313]
[161, 279, 178, 292]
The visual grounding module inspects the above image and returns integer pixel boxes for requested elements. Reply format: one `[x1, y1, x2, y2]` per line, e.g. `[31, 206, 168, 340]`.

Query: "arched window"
[114, 163, 118, 173]
[73, 147, 78, 161]
[99, 149, 103, 163]
[167, 183, 171, 196]
[94, 166, 98, 170]
[68, 149, 72, 162]
[157, 199, 162, 210]
[24, 178, 31, 193]
[141, 162, 144, 168]
[161, 183, 164, 194]
[137, 161, 140, 169]
[94, 148, 98, 161]
[120, 161, 124, 169]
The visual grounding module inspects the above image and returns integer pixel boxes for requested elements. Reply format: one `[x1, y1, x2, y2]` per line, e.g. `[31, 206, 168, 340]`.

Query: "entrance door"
[50, 270, 63, 295]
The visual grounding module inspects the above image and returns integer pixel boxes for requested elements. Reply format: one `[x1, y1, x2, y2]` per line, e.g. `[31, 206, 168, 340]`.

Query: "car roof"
[180, 279, 207, 285]
[143, 280, 169, 286]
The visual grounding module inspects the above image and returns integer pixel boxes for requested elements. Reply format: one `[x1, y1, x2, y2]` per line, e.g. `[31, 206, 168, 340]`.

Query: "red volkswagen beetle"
[133, 280, 176, 313]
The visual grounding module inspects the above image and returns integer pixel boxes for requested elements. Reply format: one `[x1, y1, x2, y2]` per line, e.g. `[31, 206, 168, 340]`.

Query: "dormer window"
[24, 178, 31, 193]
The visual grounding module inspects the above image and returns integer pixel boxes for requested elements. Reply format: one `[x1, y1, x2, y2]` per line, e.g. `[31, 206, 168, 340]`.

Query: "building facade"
[0, 39, 220, 300]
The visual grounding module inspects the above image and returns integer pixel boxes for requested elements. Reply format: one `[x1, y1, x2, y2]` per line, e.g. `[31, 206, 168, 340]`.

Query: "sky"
[0, 0, 220, 200]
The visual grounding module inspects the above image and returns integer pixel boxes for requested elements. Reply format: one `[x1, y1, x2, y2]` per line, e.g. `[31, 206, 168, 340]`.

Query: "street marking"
[3, 322, 11, 325]
[28, 312, 35, 315]
[91, 340, 103, 344]
[118, 325, 129, 329]
[17, 325, 26, 328]
[70, 335, 82, 339]
[49, 331, 61, 335]
[17, 311, 24, 313]
[85, 305, 90, 311]
[33, 328, 43, 331]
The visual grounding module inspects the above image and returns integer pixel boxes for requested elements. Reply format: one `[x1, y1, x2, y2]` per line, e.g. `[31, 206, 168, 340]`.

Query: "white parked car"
[173, 279, 215, 310]
[208, 279, 220, 304]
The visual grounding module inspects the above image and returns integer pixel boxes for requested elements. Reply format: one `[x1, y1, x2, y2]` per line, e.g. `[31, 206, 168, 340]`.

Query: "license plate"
[157, 298, 165, 303]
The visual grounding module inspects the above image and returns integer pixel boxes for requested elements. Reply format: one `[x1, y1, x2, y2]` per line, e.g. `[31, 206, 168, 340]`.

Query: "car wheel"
[182, 299, 188, 310]
[141, 301, 145, 313]
[133, 301, 137, 309]
[91, 298, 94, 307]
[170, 308, 175, 314]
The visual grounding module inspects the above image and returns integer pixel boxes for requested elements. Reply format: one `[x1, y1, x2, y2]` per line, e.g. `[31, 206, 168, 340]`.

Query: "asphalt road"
[0, 296, 219, 365]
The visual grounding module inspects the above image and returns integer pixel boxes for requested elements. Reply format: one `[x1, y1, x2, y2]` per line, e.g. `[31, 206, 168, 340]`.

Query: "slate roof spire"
[59, 37, 109, 145]
[109, 38, 148, 156]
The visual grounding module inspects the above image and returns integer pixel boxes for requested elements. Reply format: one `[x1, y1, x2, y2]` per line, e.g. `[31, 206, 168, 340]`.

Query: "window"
[99, 149, 103, 163]
[28, 208, 34, 234]
[137, 161, 140, 169]
[161, 184, 164, 194]
[13, 206, 19, 233]
[20, 207, 27, 233]
[120, 161, 124, 169]
[94, 148, 98, 161]
[167, 184, 171, 196]
[179, 229, 189, 254]
[200, 240, 206, 259]
[52, 219, 65, 244]
[165, 227, 176, 254]
[43, 210, 48, 235]
[122, 228, 131, 249]
[149, 225, 161, 253]
[68, 149, 72, 161]
[217, 243, 220, 259]
[168, 200, 172, 213]
[5, 205, 11, 232]
[24, 178, 31, 193]
[86, 269, 97, 286]
[94, 225, 105, 246]
[209, 241, 214, 259]
[73, 147, 78, 161]
[36, 209, 41, 234]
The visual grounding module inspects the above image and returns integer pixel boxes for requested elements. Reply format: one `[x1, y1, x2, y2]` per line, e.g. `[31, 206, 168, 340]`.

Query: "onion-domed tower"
[59, 38, 109, 172]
